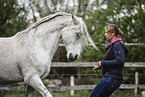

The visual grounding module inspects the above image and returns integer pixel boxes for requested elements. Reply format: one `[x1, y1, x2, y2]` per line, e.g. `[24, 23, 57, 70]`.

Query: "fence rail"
[51, 62, 145, 67]
[59, 43, 145, 46]
[0, 84, 145, 92]
[0, 62, 145, 97]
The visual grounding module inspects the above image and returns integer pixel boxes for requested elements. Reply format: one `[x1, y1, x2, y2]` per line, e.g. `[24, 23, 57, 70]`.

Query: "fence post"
[70, 75, 74, 96]
[0, 91, 4, 97]
[77, 68, 81, 79]
[134, 72, 139, 96]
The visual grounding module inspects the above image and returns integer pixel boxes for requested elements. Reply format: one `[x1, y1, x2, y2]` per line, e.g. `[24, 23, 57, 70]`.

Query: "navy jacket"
[101, 40, 128, 80]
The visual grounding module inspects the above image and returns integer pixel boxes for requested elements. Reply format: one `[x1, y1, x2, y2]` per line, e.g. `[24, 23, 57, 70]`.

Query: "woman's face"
[104, 28, 114, 41]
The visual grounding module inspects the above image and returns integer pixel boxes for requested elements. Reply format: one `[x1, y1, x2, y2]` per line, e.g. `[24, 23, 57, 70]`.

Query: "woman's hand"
[93, 61, 102, 72]
[93, 65, 99, 72]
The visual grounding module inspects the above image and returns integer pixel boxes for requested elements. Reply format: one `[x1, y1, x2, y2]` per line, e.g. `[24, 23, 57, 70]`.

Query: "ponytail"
[118, 28, 123, 37]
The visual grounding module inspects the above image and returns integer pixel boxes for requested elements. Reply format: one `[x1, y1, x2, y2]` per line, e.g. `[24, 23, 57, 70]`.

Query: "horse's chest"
[32, 59, 51, 76]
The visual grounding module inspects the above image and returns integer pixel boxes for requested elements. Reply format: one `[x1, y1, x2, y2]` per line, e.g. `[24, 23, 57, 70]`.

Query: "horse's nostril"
[75, 55, 78, 60]
[69, 53, 73, 60]
[68, 53, 78, 61]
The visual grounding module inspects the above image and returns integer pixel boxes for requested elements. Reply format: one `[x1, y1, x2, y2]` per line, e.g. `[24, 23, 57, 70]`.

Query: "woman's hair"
[105, 24, 123, 37]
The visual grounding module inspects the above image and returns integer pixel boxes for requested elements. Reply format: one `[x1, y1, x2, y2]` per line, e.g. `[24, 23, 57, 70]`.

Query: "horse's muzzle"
[69, 53, 78, 61]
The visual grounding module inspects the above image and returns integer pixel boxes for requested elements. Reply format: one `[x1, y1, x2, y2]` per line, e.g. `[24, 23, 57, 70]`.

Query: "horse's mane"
[14, 12, 72, 40]
[31, 12, 71, 28]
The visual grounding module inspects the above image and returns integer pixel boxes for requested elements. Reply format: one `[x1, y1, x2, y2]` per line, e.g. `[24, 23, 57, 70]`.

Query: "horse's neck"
[23, 30, 61, 61]
[18, 16, 71, 60]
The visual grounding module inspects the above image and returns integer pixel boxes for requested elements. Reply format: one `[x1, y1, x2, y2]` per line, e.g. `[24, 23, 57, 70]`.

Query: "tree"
[79, 0, 145, 61]
[0, 0, 29, 37]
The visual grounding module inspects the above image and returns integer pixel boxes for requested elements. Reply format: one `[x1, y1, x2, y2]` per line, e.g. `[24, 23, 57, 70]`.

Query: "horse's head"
[61, 15, 98, 61]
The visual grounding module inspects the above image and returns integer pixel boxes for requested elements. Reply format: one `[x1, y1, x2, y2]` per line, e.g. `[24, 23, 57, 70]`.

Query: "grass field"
[4, 89, 143, 97]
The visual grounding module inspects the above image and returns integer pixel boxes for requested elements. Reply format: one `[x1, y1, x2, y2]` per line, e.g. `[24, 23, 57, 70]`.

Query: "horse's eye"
[76, 33, 80, 38]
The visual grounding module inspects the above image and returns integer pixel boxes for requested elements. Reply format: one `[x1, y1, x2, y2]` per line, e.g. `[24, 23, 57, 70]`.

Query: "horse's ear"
[72, 15, 80, 25]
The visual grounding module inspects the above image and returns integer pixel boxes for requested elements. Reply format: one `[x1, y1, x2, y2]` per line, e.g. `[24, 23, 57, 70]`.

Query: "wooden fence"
[0, 62, 145, 97]
[52, 62, 145, 96]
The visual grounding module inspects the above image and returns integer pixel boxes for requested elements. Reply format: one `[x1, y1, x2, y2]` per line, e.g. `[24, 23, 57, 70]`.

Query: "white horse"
[0, 12, 98, 97]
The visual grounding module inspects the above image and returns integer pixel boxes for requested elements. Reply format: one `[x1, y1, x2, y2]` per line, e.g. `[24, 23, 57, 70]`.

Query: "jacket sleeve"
[101, 42, 125, 68]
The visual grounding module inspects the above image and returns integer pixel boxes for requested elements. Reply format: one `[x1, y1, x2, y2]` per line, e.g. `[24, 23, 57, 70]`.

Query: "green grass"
[115, 89, 143, 97]
[4, 89, 143, 97]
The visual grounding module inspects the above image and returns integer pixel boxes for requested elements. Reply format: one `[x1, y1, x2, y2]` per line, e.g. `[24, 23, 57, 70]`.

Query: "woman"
[90, 24, 128, 97]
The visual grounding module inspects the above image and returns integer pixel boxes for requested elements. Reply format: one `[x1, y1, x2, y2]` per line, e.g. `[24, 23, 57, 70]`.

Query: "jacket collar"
[109, 37, 123, 46]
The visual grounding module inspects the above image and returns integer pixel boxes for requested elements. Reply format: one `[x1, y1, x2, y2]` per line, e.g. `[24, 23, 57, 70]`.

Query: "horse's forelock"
[80, 19, 98, 51]
[70, 17, 89, 50]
